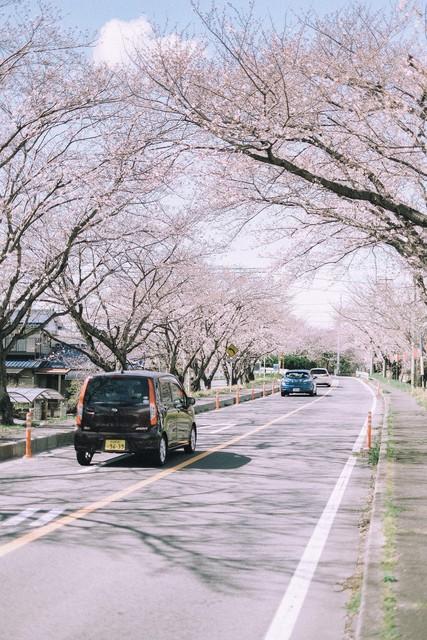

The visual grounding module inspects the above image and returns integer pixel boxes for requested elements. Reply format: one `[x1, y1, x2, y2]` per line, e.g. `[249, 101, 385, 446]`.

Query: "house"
[5, 311, 70, 420]
[5, 311, 70, 393]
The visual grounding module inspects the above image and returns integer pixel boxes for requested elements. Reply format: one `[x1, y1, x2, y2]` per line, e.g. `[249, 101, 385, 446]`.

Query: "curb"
[0, 430, 75, 461]
[0, 387, 277, 462]
[356, 391, 390, 639]
[194, 388, 267, 413]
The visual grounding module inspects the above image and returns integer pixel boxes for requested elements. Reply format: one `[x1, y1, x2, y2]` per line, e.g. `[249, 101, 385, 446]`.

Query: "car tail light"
[148, 379, 158, 426]
[76, 376, 91, 427]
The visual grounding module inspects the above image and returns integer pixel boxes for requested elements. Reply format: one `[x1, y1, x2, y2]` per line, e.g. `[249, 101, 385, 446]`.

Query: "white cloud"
[93, 16, 154, 66]
[94, 16, 202, 67]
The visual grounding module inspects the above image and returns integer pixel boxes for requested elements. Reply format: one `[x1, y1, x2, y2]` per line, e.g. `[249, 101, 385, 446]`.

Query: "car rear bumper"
[74, 428, 161, 454]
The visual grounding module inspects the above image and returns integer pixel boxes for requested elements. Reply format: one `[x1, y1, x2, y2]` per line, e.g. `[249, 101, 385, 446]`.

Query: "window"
[170, 382, 185, 402]
[85, 377, 149, 405]
[10, 338, 27, 352]
[159, 381, 173, 407]
[286, 372, 310, 379]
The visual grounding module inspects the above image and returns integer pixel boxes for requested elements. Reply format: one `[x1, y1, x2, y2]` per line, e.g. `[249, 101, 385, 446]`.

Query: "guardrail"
[356, 370, 370, 379]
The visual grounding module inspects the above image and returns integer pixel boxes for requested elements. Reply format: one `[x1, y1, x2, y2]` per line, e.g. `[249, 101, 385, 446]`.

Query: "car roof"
[87, 370, 177, 380]
[285, 369, 311, 373]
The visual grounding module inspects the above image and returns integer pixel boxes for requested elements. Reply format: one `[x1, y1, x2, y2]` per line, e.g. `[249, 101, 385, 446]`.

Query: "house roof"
[5, 359, 45, 369]
[38, 368, 70, 375]
[5, 358, 70, 372]
[7, 387, 65, 403]
[86, 370, 173, 380]
[27, 310, 53, 325]
[10, 309, 57, 326]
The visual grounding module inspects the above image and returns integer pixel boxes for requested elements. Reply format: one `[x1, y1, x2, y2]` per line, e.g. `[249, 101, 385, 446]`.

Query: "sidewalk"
[358, 384, 427, 640]
[0, 385, 277, 462]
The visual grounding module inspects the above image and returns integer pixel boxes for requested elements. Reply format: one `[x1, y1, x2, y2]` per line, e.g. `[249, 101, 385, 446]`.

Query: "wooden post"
[236, 387, 240, 405]
[262, 383, 266, 397]
[215, 391, 220, 410]
[251, 388, 255, 400]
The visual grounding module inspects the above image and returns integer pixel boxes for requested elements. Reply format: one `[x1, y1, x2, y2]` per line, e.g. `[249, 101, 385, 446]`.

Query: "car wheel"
[154, 435, 168, 466]
[184, 426, 197, 454]
[281, 391, 286, 397]
[76, 450, 93, 466]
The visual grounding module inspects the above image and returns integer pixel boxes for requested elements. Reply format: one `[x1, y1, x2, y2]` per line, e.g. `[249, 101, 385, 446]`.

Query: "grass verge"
[371, 374, 427, 410]
[368, 439, 381, 466]
[381, 412, 400, 640]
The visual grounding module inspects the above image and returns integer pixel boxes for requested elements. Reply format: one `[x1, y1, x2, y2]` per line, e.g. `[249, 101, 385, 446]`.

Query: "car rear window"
[85, 377, 149, 405]
[311, 369, 328, 374]
[286, 372, 310, 379]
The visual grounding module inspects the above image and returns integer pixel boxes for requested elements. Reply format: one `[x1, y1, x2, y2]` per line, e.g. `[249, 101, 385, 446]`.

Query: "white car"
[310, 368, 332, 387]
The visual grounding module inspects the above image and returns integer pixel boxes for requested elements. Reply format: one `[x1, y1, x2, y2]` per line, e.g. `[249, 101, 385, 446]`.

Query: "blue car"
[281, 370, 317, 397]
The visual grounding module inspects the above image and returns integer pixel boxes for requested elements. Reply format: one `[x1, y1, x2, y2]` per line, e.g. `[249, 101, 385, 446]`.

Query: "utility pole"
[369, 340, 374, 376]
[336, 296, 342, 376]
[410, 276, 417, 388]
[336, 331, 341, 376]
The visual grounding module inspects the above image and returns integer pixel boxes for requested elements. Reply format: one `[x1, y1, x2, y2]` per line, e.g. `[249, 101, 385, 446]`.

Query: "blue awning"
[5, 360, 45, 369]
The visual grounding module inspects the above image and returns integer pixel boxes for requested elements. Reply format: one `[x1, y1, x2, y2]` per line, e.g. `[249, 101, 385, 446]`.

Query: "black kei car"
[74, 371, 196, 467]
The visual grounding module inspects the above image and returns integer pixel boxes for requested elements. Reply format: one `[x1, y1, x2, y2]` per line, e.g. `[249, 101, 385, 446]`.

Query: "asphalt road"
[0, 378, 374, 640]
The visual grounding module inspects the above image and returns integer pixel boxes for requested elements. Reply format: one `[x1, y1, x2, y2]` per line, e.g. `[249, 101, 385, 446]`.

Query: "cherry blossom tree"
[0, 3, 185, 423]
[151, 265, 289, 390]
[51, 212, 196, 372]
[337, 274, 426, 383]
[131, 2, 427, 299]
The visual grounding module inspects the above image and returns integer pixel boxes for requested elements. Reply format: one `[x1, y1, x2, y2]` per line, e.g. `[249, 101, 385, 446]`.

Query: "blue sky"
[57, 0, 393, 35]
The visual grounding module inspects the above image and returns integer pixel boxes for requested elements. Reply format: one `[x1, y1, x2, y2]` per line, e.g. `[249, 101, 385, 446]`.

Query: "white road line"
[29, 508, 65, 528]
[209, 425, 235, 434]
[1, 507, 38, 527]
[264, 381, 374, 640]
[198, 421, 236, 428]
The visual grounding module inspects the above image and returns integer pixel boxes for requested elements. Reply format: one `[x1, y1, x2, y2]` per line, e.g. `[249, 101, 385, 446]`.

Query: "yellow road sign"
[226, 344, 238, 358]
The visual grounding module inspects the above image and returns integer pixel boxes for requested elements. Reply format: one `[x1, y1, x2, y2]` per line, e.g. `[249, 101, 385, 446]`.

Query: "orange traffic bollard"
[215, 391, 220, 410]
[367, 411, 372, 449]
[25, 409, 33, 458]
[251, 388, 255, 400]
[376, 382, 381, 397]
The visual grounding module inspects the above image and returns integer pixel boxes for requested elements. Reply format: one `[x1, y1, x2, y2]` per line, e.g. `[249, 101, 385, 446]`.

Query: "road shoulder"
[357, 384, 427, 640]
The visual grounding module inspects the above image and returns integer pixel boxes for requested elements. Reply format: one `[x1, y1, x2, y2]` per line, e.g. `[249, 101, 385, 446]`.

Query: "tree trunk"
[0, 341, 14, 425]
[222, 362, 230, 385]
[202, 374, 211, 390]
[191, 377, 201, 392]
[202, 359, 222, 390]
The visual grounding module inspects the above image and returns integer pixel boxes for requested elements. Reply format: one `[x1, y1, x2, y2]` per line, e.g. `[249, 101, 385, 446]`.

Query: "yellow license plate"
[104, 439, 126, 452]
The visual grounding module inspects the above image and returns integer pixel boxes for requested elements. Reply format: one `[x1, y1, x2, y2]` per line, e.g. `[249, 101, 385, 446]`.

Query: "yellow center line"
[0, 391, 330, 558]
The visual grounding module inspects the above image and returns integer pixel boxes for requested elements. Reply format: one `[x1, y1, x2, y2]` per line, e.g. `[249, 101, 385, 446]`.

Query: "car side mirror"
[312, 375, 317, 379]
[187, 397, 196, 406]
